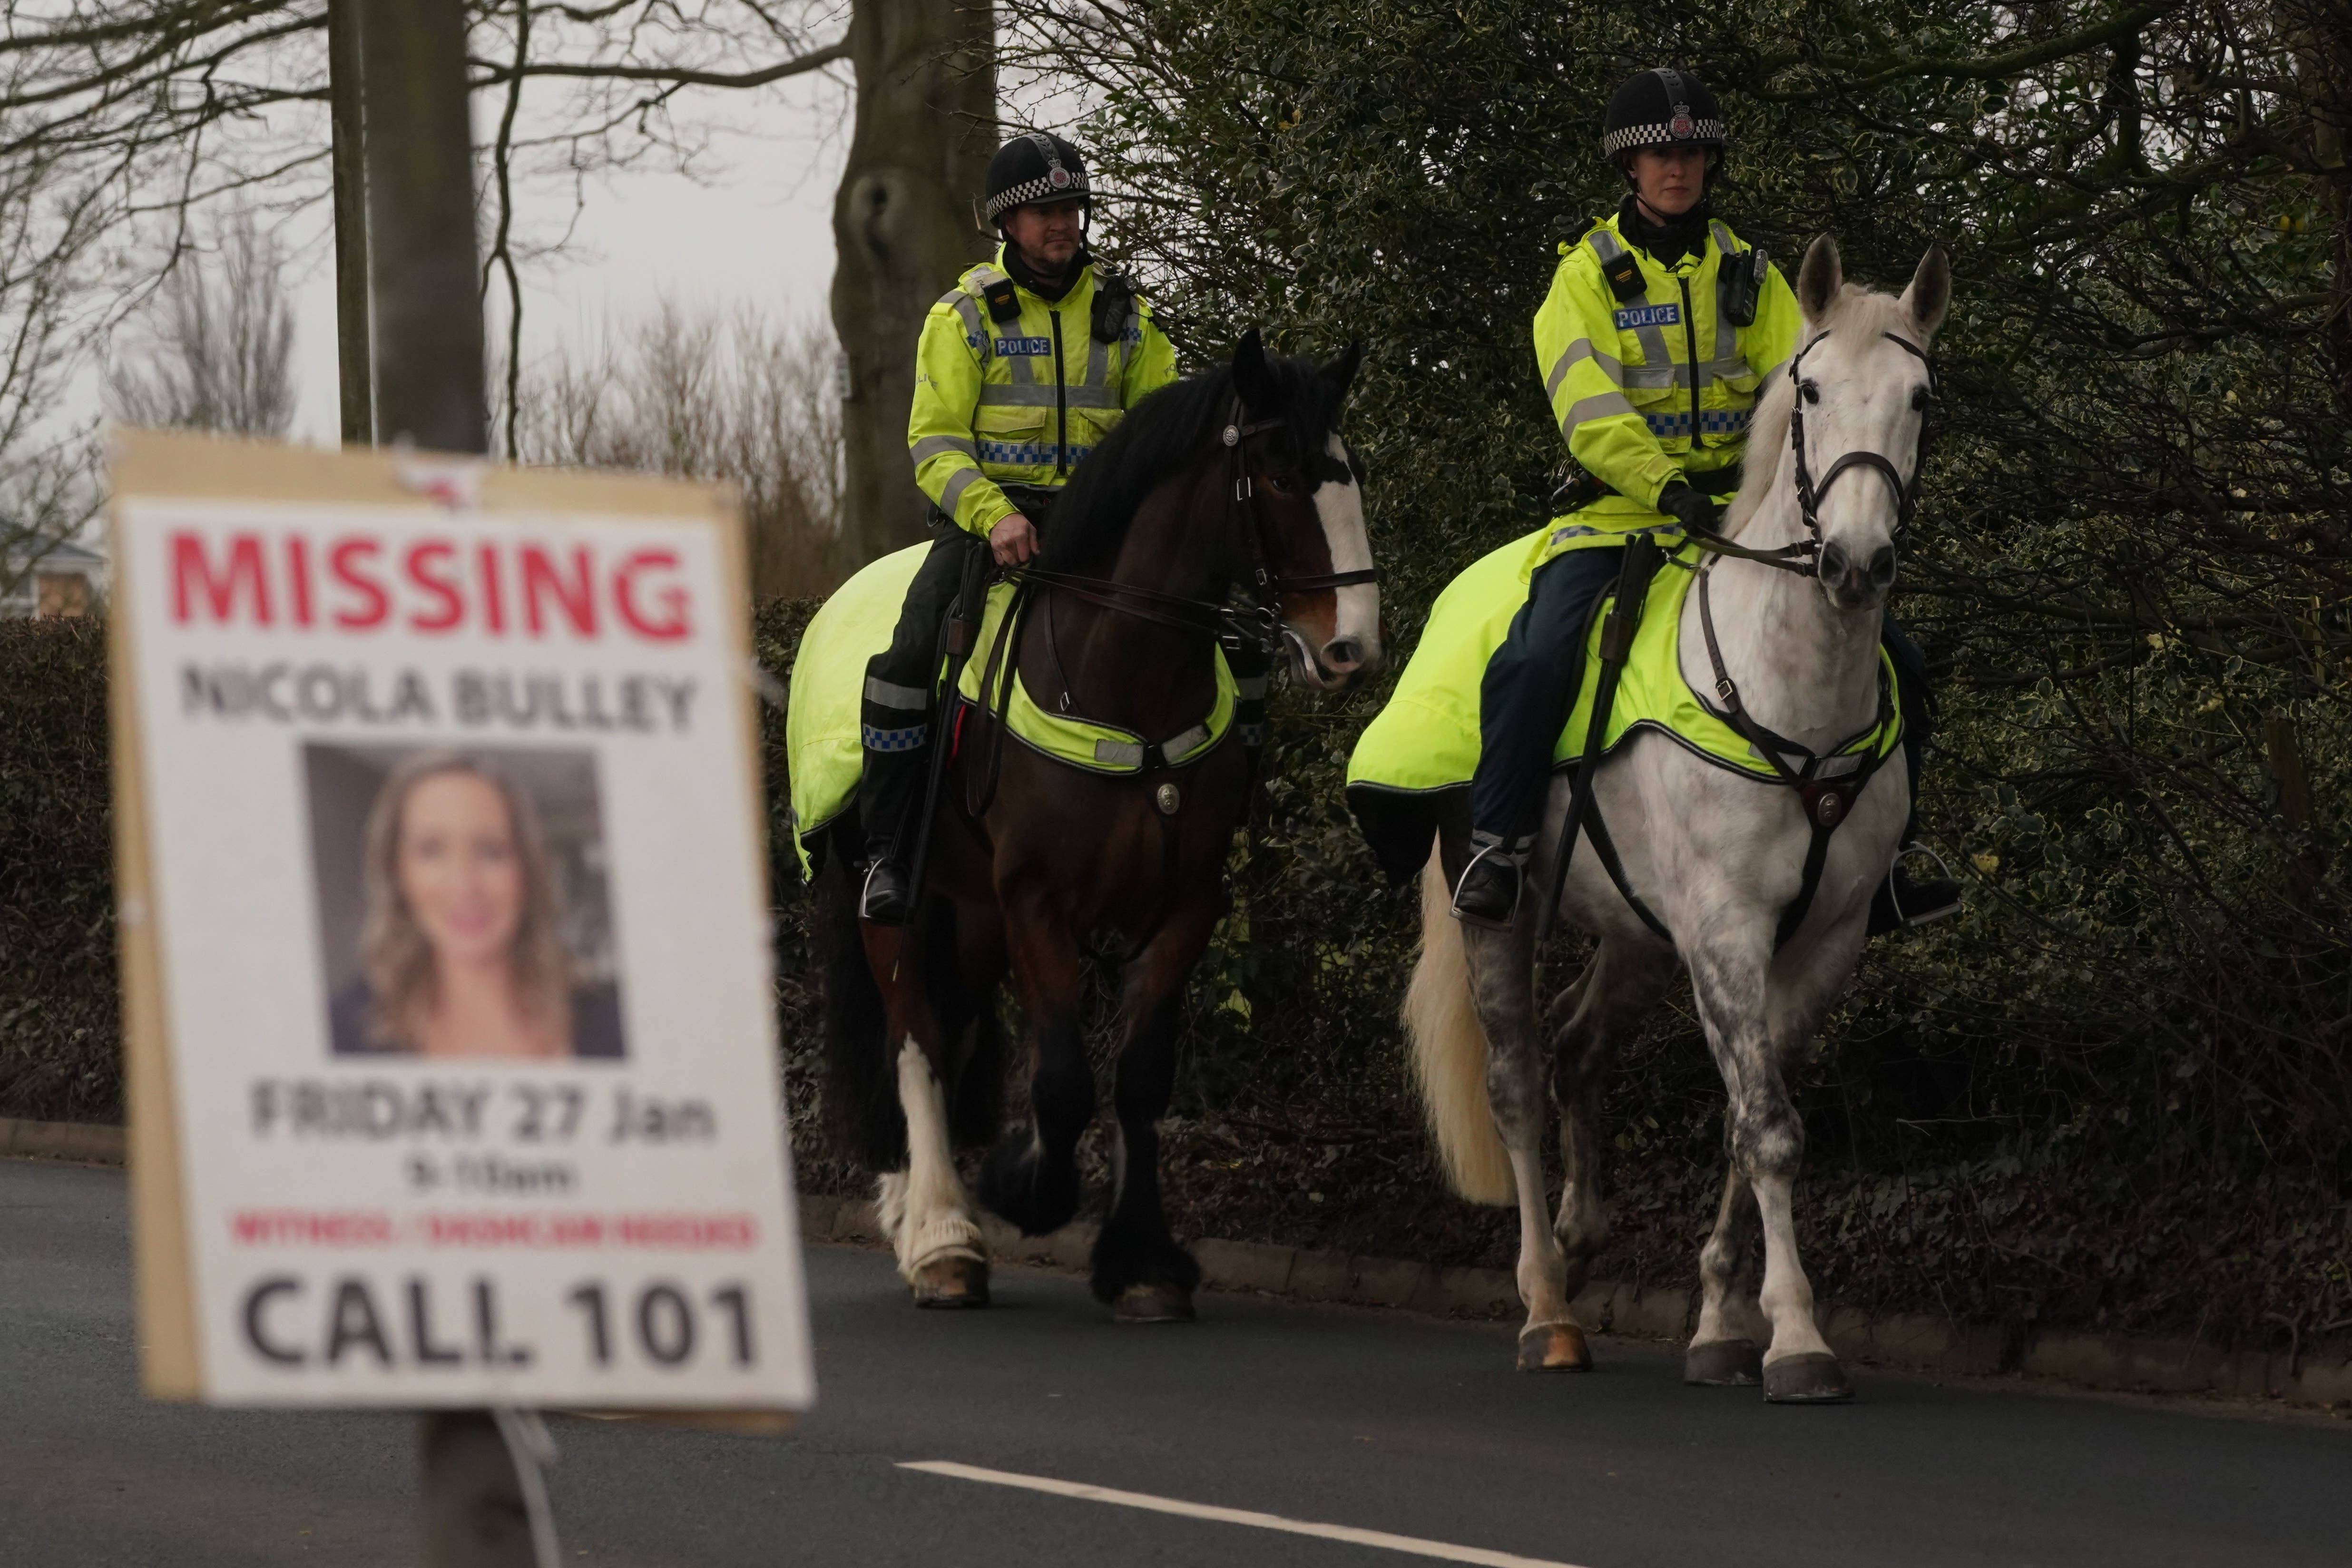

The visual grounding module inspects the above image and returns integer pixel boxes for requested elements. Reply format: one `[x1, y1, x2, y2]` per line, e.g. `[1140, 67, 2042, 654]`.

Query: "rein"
[1011, 399, 1380, 651]
[1571, 328, 1930, 951]
[1683, 329, 1936, 579]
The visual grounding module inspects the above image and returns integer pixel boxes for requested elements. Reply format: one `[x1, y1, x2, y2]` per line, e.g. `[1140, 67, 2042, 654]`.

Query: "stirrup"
[1884, 843, 1962, 928]
[860, 856, 913, 927]
[1449, 840, 1525, 931]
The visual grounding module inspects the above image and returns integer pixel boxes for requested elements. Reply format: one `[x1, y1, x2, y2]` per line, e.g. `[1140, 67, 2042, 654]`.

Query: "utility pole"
[353, 3, 540, 1562]
[327, 0, 372, 446]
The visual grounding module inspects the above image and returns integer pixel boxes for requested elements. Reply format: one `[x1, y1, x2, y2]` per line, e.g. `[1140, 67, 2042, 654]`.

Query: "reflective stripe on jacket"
[908, 247, 1179, 536]
[1530, 213, 1799, 567]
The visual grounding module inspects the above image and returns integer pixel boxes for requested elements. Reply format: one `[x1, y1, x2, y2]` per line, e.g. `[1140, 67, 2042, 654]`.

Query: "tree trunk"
[358, 0, 487, 454]
[829, 0, 995, 568]
[328, 0, 372, 446]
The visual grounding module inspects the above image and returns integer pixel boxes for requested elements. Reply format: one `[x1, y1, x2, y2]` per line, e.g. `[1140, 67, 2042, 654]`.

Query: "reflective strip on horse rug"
[1345, 529, 1901, 805]
[783, 544, 1238, 878]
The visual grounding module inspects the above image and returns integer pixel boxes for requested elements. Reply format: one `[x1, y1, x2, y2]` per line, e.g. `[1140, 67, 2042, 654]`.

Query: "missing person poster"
[109, 431, 812, 1413]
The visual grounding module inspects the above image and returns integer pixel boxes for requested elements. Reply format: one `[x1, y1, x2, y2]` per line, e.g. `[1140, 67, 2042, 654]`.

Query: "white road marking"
[898, 1460, 1595, 1568]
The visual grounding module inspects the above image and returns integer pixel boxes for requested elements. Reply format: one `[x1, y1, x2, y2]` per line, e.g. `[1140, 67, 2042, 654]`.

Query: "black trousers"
[1469, 541, 1933, 845]
[860, 518, 983, 858]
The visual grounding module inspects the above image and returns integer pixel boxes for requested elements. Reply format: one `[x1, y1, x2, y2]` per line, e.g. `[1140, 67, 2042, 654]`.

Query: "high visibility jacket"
[909, 246, 1178, 537]
[1531, 211, 1799, 568]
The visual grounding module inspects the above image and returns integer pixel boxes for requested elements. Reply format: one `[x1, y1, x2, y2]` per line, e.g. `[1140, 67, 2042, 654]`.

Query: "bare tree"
[4, 1, 852, 442]
[510, 303, 845, 598]
[0, 143, 104, 608]
[107, 207, 298, 437]
[8, 0, 985, 573]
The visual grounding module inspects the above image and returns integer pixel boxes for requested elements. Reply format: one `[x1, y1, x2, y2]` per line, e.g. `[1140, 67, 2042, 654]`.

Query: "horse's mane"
[1035, 349, 1340, 575]
[1720, 284, 1913, 538]
[1721, 362, 1795, 538]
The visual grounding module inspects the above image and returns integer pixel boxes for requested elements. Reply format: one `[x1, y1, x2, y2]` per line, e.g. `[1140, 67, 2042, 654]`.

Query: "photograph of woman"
[326, 750, 625, 1060]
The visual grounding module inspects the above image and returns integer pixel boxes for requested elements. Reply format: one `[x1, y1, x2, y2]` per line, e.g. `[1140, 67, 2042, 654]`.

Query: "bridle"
[1677, 328, 1932, 949]
[1686, 328, 1937, 578]
[1014, 396, 1380, 650]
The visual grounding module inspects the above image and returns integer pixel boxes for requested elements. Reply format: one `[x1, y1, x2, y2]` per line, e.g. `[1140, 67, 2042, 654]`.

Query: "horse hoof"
[910, 1256, 990, 1309]
[1515, 1323, 1591, 1372]
[1684, 1338, 1764, 1386]
[1762, 1352, 1853, 1403]
[1112, 1284, 1196, 1323]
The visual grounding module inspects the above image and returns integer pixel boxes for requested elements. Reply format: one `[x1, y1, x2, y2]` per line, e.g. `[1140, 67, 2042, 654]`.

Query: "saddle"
[782, 541, 1266, 882]
[1345, 527, 1902, 944]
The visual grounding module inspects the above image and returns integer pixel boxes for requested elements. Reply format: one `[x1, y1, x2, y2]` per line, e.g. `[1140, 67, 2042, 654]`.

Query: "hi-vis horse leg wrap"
[885, 1039, 986, 1284]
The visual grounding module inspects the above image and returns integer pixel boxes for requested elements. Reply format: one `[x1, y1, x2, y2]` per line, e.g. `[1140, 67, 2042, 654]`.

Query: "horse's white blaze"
[1313, 434, 1381, 669]
[890, 1037, 983, 1277]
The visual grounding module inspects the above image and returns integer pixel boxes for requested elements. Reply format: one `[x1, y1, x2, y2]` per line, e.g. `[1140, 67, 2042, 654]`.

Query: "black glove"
[1655, 480, 1720, 536]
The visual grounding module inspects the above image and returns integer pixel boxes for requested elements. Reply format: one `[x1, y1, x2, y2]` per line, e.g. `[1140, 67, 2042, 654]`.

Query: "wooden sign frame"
[110, 429, 801, 1425]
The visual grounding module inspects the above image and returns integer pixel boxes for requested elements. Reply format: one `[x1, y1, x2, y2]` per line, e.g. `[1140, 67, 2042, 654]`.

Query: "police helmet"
[982, 133, 1091, 226]
[1599, 68, 1726, 166]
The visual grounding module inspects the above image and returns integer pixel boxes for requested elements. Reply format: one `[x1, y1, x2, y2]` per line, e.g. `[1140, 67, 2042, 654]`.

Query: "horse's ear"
[1796, 235, 1842, 323]
[1232, 327, 1278, 412]
[1901, 245, 1950, 339]
[1320, 339, 1364, 400]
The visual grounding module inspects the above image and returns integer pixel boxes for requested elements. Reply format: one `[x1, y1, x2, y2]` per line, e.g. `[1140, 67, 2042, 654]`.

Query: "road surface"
[3, 1158, 2345, 1567]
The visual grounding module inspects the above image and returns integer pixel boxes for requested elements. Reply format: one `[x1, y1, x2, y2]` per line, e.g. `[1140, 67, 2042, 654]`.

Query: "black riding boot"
[1452, 830, 1534, 930]
[1456, 546, 1623, 929]
[857, 521, 978, 926]
[1869, 620, 1961, 935]
[858, 699, 931, 926]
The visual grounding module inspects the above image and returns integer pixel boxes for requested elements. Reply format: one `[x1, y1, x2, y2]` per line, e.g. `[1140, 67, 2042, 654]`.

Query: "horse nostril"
[1866, 545, 1898, 588]
[1817, 540, 1850, 583]
[1322, 637, 1363, 671]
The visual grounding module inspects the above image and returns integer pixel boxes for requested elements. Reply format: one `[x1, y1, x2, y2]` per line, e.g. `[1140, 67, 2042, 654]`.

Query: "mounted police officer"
[1449, 67, 1959, 932]
[858, 132, 1178, 925]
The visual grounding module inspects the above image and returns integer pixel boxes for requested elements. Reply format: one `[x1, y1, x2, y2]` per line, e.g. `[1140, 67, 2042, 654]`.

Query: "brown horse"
[816, 332, 1377, 1319]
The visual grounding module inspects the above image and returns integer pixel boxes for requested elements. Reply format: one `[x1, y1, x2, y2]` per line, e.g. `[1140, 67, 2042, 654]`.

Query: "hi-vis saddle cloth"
[785, 544, 1244, 876]
[1344, 527, 1901, 883]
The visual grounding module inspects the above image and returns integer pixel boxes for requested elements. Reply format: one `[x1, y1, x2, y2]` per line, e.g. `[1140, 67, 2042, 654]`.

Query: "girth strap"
[1695, 559, 1897, 949]
[1577, 797, 1674, 943]
[1536, 536, 1662, 945]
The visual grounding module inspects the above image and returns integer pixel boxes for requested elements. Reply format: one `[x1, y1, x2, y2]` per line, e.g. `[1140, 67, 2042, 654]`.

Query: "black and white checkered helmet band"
[984, 167, 1091, 221]
[983, 132, 1091, 222]
[1600, 116, 1725, 156]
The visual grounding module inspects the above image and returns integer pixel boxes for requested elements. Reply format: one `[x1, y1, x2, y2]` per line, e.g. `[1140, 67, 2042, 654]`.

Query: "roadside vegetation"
[3, 0, 2347, 1354]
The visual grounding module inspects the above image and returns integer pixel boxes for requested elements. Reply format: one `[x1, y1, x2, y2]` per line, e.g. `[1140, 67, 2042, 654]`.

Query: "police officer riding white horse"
[1449, 67, 1960, 934]
[858, 132, 1177, 925]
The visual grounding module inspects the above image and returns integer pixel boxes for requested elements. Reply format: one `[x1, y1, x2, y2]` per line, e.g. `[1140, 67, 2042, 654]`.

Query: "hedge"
[6, 610, 2347, 1359]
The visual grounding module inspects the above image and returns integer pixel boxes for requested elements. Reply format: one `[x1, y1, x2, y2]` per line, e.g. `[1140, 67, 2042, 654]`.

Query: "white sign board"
[110, 431, 812, 1414]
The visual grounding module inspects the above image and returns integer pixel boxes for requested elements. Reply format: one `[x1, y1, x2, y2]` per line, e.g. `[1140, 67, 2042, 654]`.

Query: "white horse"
[1406, 238, 1948, 1401]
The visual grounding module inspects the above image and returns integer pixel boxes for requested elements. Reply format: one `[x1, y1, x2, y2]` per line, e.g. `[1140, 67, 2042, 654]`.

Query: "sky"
[166, 75, 853, 450]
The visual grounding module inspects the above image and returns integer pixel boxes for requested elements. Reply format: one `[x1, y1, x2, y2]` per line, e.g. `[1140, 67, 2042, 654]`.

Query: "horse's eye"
[1800, 381, 1821, 405]
[1262, 471, 1298, 497]
[1911, 386, 1931, 412]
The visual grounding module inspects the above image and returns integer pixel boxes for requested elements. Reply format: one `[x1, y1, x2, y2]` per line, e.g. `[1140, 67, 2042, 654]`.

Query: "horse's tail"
[1403, 849, 1515, 1205]
[817, 833, 908, 1171]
